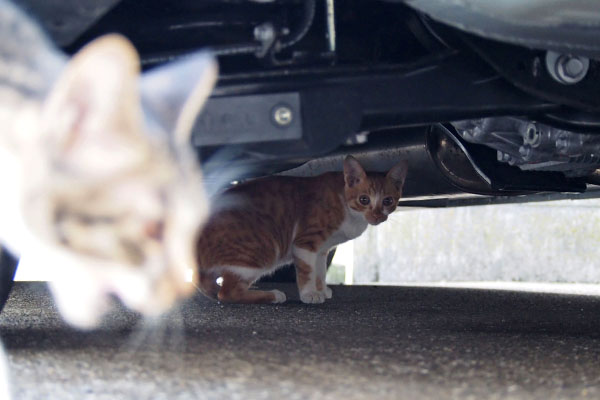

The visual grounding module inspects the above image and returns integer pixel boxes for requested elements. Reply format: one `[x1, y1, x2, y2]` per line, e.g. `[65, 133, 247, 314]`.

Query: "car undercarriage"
[17, 0, 600, 207]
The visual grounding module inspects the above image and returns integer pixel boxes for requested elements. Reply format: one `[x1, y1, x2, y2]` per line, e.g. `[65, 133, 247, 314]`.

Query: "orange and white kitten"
[196, 156, 408, 304]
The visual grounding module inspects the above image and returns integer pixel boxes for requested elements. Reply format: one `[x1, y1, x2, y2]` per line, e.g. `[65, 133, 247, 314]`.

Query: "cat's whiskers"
[115, 304, 188, 371]
[116, 317, 155, 358]
[112, 317, 165, 371]
[146, 307, 187, 371]
[190, 280, 204, 295]
[164, 305, 186, 360]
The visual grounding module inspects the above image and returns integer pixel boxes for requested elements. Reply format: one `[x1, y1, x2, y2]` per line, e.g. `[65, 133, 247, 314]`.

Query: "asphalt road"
[1, 282, 600, 399]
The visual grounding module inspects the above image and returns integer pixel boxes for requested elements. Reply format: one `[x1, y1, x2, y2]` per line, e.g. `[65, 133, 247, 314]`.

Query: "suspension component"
[453, 117, 600, 177]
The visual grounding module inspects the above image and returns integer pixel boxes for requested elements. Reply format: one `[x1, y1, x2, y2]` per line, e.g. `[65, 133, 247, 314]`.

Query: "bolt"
[272, 105, 293, 126]
[556, 133, 570, 154]
[523, 123, 541, 147]
[498, 152, 511, 163]
[254, 23, 275, 42]
[556, 55, 589, 83]
[564, 58, 584, 77]
[519, 145, 532, 160]
[546, 51, 589, 85]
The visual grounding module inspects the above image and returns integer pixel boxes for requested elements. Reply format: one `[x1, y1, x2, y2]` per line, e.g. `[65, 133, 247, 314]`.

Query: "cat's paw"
[324, 286, 333, 299]
[300, 291, 326, 304]
[271, 290, 286, 303]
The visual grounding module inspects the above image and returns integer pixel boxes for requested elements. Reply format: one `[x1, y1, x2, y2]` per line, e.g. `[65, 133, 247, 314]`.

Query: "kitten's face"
[345, 175, 400, 225]
[19, 35, 217, 328]
[343, 156, 408, 226]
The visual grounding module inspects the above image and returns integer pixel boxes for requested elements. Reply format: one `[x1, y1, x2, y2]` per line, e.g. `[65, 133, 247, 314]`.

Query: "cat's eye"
[382, 197, 395, 207]
[359, 195, 370, 205]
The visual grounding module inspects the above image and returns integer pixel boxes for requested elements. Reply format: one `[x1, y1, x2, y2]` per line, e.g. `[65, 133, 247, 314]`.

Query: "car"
[2, 0, 600, 307]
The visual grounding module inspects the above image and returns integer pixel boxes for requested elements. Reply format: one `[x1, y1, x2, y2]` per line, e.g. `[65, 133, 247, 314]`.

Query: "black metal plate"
[193, 93, 302, 146]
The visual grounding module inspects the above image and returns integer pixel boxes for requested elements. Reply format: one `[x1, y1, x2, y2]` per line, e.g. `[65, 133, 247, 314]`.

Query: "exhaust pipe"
[281, 125, 585, 200]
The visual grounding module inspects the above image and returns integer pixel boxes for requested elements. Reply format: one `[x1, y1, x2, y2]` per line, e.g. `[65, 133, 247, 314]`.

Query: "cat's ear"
[140, 52, 218, 146]
[387, 160, 409, 191]
[343, 155, 367, 188]
[40, 34, 146, 176]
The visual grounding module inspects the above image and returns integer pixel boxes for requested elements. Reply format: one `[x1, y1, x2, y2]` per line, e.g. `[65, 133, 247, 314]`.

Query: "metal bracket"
[193, 93, 302, 146]
[198, 51, 558, 162]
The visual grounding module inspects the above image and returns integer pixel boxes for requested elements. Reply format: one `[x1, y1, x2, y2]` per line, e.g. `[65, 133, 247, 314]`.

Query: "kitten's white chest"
[320, 206, 368, 252]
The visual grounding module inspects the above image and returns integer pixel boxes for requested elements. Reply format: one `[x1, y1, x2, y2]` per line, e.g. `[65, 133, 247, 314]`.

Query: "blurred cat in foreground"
[0, 0, 217, 328]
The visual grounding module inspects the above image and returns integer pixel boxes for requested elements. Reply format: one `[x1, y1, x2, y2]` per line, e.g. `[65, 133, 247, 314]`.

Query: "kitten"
[0, 0, 217, 328]
[196, 156, 408, 304]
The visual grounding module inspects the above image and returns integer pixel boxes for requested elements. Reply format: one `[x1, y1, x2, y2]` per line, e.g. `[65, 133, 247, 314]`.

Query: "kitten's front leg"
[293, 246, 327, 304]
[316, 251, 332, 300]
